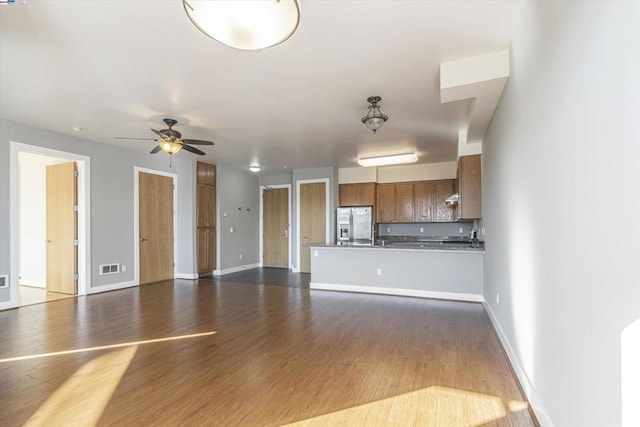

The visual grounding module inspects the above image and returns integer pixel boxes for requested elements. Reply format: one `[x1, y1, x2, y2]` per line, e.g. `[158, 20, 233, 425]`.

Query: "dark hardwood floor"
[204, 267, 310, 288]
[0, 272, 537, 426]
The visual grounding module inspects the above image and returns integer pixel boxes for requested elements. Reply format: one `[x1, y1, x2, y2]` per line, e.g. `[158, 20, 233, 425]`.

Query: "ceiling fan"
[116, 118, 214, 156]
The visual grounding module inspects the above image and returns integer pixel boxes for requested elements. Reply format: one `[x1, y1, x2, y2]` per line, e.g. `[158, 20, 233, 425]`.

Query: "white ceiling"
[0, 0, 523, 173]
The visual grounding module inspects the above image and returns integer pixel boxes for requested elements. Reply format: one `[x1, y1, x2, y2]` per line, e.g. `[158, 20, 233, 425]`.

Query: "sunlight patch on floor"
[284, 386, 508, 427]
[0, 331, 216, 363]
[24, 345, 137, 427]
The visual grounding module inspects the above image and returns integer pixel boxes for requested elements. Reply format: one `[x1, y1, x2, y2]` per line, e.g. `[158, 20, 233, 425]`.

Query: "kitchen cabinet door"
[197, 162, 216, 186]
[355, 183, 376, 206]
[434, 180, 455, 222]
[197, 184, 216, 227]
[458, 155, 482, 220]
[414, 181, 434, 222]
[339, 183, 376, 206]
[339, 184, 356, 206]
[376, 184, 396, 223]
[395, 182, 415, 223]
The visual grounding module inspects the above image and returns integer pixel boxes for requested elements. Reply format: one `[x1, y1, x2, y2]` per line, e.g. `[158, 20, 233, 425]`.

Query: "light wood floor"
[19, 285, 75, 306]
[0, 278, 537, 426]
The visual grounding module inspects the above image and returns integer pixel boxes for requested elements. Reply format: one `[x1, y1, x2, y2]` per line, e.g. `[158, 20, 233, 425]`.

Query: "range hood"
[444, 193, 459, 205]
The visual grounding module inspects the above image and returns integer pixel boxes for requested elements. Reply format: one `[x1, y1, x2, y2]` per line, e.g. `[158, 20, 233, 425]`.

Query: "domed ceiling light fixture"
[361, 96, 388, 134]
[183, 0, 300, 51]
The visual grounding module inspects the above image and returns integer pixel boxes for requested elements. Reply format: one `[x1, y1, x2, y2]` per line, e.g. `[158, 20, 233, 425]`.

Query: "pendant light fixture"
[183, 0, 300, 51]
[361, 96, 388, 134]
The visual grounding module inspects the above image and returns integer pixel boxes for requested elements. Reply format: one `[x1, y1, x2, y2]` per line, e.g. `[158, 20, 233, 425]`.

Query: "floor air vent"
[99, 264, 120, 275]
[0, 275, 7, 288]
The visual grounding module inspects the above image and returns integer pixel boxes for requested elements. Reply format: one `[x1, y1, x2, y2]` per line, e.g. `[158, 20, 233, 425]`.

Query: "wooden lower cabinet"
[197, 227, 216, 274]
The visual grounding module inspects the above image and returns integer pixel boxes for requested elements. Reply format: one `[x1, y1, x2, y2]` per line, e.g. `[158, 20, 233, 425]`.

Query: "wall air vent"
[0, 275, 8, 289]
[99, 264, 120, 275]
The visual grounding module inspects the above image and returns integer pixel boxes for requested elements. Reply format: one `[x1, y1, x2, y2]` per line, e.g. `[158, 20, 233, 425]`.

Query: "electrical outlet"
[496, 292, 500, 305]
[481, 227, 486, 236]
[239, 254, 243, 260]
[121, 265, 126, 272]
[230, 227, 234, 233]
[419, 227, 424, 233]
[386, 227, 391, 233]
[458, 227, 463, 234]
[376, 268, 382, 276]
[313, 250, 319, 257]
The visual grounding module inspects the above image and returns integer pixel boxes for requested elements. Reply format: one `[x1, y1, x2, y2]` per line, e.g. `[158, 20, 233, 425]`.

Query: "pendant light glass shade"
[159, 140, 183, 154]
[361, 96, 388, 134]
[183, 0, 300, 51]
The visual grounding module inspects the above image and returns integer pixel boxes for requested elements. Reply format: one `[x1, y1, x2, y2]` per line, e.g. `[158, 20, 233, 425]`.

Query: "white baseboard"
[482, 302, 552, 426]
[213, 263, 260, 276]
[87, 280, 137, 294]
[292, 267, 301, 273]
[176, 273, 198, 280]
[310, 282, 485, 303]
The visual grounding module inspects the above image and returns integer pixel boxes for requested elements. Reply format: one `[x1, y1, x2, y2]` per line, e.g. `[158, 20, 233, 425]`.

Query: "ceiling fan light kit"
[361, 96, 388, 134]
[183, 0, 300, 51]
[357, 153, 418, 167]
[115, 118, 214, 157]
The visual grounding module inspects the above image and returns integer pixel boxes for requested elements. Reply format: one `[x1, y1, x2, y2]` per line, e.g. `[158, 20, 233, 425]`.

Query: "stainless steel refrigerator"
[336, 206, 373, 245]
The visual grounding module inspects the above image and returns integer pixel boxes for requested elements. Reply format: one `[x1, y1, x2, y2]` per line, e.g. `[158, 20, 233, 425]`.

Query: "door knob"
[283, 229, 288, 238]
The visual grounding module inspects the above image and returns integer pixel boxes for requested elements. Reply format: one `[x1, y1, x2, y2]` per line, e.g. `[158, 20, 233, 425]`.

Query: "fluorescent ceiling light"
[357, 153, 418, 167]
[183, 0, 300, 51]
[249, 165, 261, 172]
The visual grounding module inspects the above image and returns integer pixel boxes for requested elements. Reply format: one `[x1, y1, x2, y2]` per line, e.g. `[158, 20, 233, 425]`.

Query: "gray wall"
[216, 165, 259, 270]
[482, 2, 639, 425]
[258, 172, 292, 187]
[291, 167, 336, 270]
[311, 247, 483, 298]
[0, 119, 197, 303]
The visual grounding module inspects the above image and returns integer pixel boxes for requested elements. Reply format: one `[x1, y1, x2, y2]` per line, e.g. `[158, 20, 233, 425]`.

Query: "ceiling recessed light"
[357, 153, 418, 167]
[249, 165, 261, 173]
[71, 125, 82, 132]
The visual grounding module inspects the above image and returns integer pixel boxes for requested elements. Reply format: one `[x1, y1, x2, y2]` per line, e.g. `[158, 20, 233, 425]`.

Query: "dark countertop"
[311, 241, 485, 253]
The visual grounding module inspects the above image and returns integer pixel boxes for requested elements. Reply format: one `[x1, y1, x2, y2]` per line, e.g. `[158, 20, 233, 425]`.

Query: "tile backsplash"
[377, 222, 473, 237]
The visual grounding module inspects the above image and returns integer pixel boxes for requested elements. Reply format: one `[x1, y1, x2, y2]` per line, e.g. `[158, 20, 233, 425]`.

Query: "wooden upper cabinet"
[376, 184, 396, 223]
[414, 181, 434, 222]
[197, 162, 216, 186]
[433, 180, 455, 222]
[457, 155, 482, 220]
[376, 182, 414, 223]
[394, 182, 414, 222]
[415, 180, 455, 223]
[339, 183, 376, 207]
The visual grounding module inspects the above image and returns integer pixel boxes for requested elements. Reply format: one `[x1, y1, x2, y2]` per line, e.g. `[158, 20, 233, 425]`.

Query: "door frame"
[295, 178, 330, 273]
[259, 184, 292, 269]
[133, 167, 178, 285]
[6, 141, 91, 310]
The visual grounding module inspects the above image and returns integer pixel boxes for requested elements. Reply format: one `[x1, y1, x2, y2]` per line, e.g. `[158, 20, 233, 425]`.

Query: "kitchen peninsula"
[309, 243, 484, 302]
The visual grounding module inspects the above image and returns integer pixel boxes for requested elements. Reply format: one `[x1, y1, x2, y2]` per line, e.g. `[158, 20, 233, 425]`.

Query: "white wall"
[483, 1, 640, 426]
[18, 152, 68, 287]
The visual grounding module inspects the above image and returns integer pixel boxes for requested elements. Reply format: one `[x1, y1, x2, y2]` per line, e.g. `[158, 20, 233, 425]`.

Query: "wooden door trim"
[7, 142, 91, 310]
[259, 184, 292, 269]
[133, 167, 177, 285]
[295, 178, 330, 273]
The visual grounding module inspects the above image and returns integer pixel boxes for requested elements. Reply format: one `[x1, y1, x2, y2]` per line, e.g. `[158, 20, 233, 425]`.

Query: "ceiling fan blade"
[151, 128, 170, 140]
[150, 145, 162, 154]
[182, 144, 205, 156]
[115, 136, 157, 141]
[182, 138, 214, 146]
